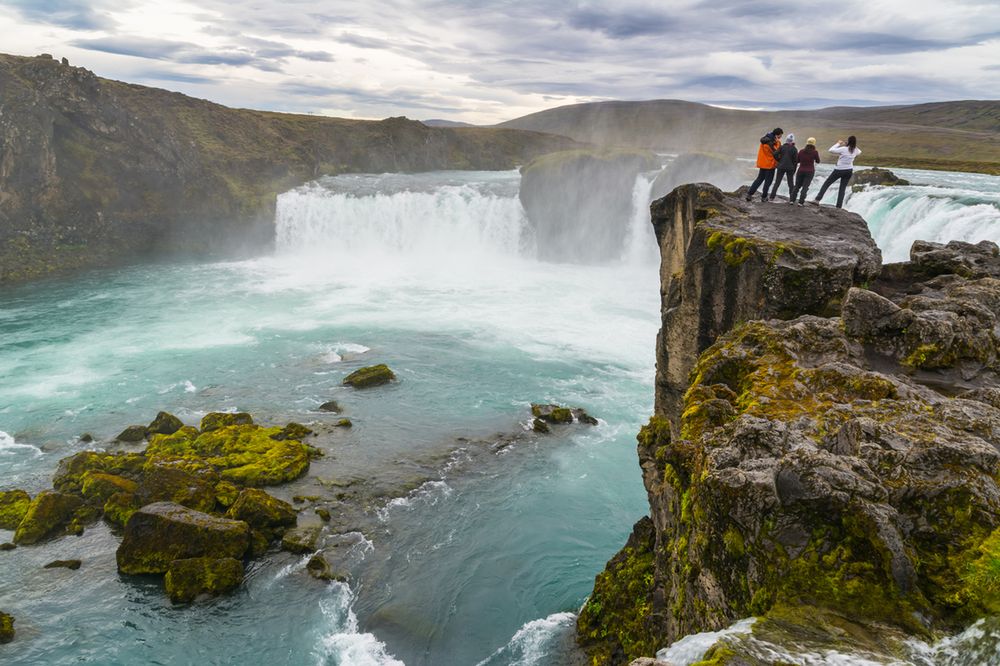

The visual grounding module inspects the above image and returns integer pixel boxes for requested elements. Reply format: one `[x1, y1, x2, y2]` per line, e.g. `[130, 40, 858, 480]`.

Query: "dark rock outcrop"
[650, 184, 881, 427]
[44, 559, 81, 570]
[116, 502, 250, 575]
[147, 411, 184, 436]
[115, 425, 147, 443]
[0, 53, 578, 284]
[519, 149, 659, 263]
[851, 167, 910, 190]
[343, 364, 396, 388]
[579, 186, 1000, 664]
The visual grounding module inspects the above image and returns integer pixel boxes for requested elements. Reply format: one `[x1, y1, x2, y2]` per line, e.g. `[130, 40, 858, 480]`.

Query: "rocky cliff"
[0, 53, 577, 283]
[578, 185, 1000, 664]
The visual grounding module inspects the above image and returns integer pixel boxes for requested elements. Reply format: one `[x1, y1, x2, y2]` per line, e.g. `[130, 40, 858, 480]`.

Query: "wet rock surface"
[851, 167, 910, 190]
[164, 557, 244, 604]
[579, 185, 1000, 664]
[342, 364, 396, 388]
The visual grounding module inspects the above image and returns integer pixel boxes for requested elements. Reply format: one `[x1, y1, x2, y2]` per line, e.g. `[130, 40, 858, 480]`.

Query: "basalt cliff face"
[0, 53, 576, 283]
[578, 185, 1000, 664]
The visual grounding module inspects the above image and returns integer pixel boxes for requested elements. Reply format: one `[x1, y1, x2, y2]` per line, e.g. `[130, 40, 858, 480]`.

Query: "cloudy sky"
[1, 0, 998, 124]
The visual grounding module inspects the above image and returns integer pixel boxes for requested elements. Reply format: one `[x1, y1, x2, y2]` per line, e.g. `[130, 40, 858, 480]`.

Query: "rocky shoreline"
[578, 183, 1000, 664]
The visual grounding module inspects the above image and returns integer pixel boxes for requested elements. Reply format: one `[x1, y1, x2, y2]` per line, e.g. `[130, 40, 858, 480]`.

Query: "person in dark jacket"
[745, 128, 782, 203]
[790, 137, 821, 205]
[769, 133, 798, 200]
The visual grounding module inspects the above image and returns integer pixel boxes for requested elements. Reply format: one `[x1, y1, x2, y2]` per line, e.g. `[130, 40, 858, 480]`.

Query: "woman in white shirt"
[814, 136, 861, 208]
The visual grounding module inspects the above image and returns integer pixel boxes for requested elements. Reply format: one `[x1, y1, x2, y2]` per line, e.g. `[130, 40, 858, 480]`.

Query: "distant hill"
[498, 99, 1000, 175]
[422, 119, 476, 127]
[0, 53, 577, 284]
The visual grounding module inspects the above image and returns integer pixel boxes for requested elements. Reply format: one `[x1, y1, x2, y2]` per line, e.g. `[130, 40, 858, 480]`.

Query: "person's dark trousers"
[769, 167, 795, 199]
[815, 168, 853, 207]
[746, 168, 775, 201]
[791, 172, 814, 203]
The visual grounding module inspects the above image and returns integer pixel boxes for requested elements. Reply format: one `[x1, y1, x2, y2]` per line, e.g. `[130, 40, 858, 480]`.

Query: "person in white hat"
[790, 137, 821, 205]
[769, 133, 798, 201]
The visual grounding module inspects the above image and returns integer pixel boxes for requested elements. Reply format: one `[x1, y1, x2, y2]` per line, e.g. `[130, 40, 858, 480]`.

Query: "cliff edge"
[0, 53, 576, 283]
[579, 185, 1000, 664]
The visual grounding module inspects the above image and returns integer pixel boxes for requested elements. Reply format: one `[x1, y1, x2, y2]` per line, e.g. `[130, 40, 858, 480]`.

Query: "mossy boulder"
[164, 557, 244, 603]
[342, 364, 396, 389]
[200, 412, 253, 432]
[0, 490, 30, 530]
[306, 553, 346, 582]
[225, 488, 296, 541]
[44, 559, 81, 570]
[13, 491, 83, 544]
[271, 422, 313, 441]
[116, 502, 250, 575]
[0, 611, 13, 644]
[53, 450, 145, 494]
[318, 400, 341, 413]
[115, 425, 148, 442]
[103, 492, 139, 528]
[850, 167, 910, 191]
[335, 418, 353, 428]
[146, 424, 310, 487]
[80, 472, 138, 505]
[138, 463, 218, 513]
[147, 411, 184, 436]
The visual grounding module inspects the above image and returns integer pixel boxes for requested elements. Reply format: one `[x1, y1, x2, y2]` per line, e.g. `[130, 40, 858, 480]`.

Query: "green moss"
[723, 526, 745, 557]
[200, 412, 253, 432]
[225, 488, 296, 540]
[13, 491, 83, 544]
[901, 343, 943, 370]
[577, 517, 658, 665]
[690, 645, 738, 666]
[164, 557, 244, 603]
[53, 451, 146, 494]
[103, 492, 139, 528]
[961, 527, 1000, 613]
[80, 472, 138, 505]
[0, 490, 31, 530]
[0, 611, 13, 644]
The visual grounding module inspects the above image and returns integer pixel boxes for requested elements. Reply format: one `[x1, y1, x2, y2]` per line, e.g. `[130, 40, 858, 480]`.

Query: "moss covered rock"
[80, 472, 138, 505]
[116, 502, 249, 575]
[0, 611, 13, 644]
[146, 424, 309, 487]
[164, 557, 244, 603]
[13, 490, 83, 544]
[281, 525, 322, 554]
[138, 463, 218, 513]
[116, 425, 148, 442]
[200, 412, 253, 432]
[103, 492, 139, 528]
[272, 422, 313, 441]
[53, 450, 145, 494]
[0, 490, 30, 530]
[147, 411, 184, 436]
[342, 364, 396, 389]
[225, 488, 296, 541]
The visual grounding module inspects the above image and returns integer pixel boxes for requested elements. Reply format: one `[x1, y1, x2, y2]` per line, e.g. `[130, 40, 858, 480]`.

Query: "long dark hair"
[847, 135, 857, 153]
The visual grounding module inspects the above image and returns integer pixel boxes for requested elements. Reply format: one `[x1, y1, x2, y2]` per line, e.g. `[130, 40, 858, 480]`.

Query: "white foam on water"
[656, 617, 756, 665]
[0, 430, 42, 457]
[475, 612, 578, 666]
[377, 480, 453, 522]
[315, 581, 405, 666]
[318, 342, 371, 363]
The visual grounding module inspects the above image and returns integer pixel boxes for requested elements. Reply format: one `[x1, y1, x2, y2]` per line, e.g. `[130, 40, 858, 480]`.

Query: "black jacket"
[776, 143, 798, 170]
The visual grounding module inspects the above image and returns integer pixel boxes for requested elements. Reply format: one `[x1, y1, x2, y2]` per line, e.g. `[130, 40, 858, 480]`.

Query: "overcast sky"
[1, 0, 998, 124]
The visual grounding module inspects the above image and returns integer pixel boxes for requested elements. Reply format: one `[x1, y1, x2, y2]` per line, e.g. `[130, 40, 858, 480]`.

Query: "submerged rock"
[531, 403, 599, 426]
[0, 611, 13, 644]
[532, 418, 550, 434]
[335, 418, 353, 428]
[116, 502, 249, 575]
[306, 553, 346, 581]
[342, 364, 396, 388]
[272, 422, 313, 440]
[13, 491, 83, 545]
[44, 559, 81, 570]
[281, 525, 322, 554]
[318, 400, 341, 413]
[0, 543, 15, 551]
[164, 557, 244, 603]
[0, 489, 30, 530]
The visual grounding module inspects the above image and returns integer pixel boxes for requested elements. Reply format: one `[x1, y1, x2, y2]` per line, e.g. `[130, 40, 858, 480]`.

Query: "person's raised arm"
[829, 143, 844, 154]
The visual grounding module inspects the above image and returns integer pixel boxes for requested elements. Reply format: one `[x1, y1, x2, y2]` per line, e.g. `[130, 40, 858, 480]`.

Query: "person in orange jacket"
[745, 127, 782, 203]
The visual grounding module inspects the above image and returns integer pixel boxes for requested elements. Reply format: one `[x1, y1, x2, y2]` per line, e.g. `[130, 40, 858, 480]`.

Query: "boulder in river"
[850, 167, 910, 191]
[116, 502, 249, 575]
[146, 411, 184, 436]
[317, 400, 341, 413]
[0, 490, 30, 530]
[164, 556, 244, 603]
[0, 611, 13, 644]
[342, 364, 396, 388]
[13, 490, 83, 545]
[115, 425, 147, 443]
[44, 559, 81, 570]
[271, 422, 314, 440]
[200, 412, 253, 432]
[226, 488, 296, 541]
[281, 525, 322, 554]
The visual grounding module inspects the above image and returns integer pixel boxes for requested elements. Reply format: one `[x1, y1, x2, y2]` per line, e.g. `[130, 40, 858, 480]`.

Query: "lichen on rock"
[13, 490, 83, 545]
[342, 364, 396, 389]
[0, 490, 31, 530]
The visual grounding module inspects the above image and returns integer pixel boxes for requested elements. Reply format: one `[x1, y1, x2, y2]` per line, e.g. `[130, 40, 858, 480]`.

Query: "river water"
[1, 164, 999, 665]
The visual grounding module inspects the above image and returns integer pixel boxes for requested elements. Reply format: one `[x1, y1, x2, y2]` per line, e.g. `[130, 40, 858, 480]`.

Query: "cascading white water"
[623, 172, 659, 264]
[275, 171, 532, 261]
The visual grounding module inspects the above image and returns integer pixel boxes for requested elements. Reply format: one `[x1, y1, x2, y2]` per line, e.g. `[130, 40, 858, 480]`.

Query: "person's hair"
[847, 135, 857, 153]
[773, 127, 783, 136]
[805, 143, 816, 152]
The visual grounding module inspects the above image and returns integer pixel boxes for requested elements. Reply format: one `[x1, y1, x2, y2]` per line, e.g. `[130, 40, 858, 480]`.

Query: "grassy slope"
[498, 99, 1000, 175]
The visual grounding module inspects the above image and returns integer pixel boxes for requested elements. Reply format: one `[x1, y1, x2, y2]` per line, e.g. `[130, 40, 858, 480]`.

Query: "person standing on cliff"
[769, 133, 798, 201]
[790, 137, 821, 205]
[813, 136, 861, 208]
[744, 128, 782, 203]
